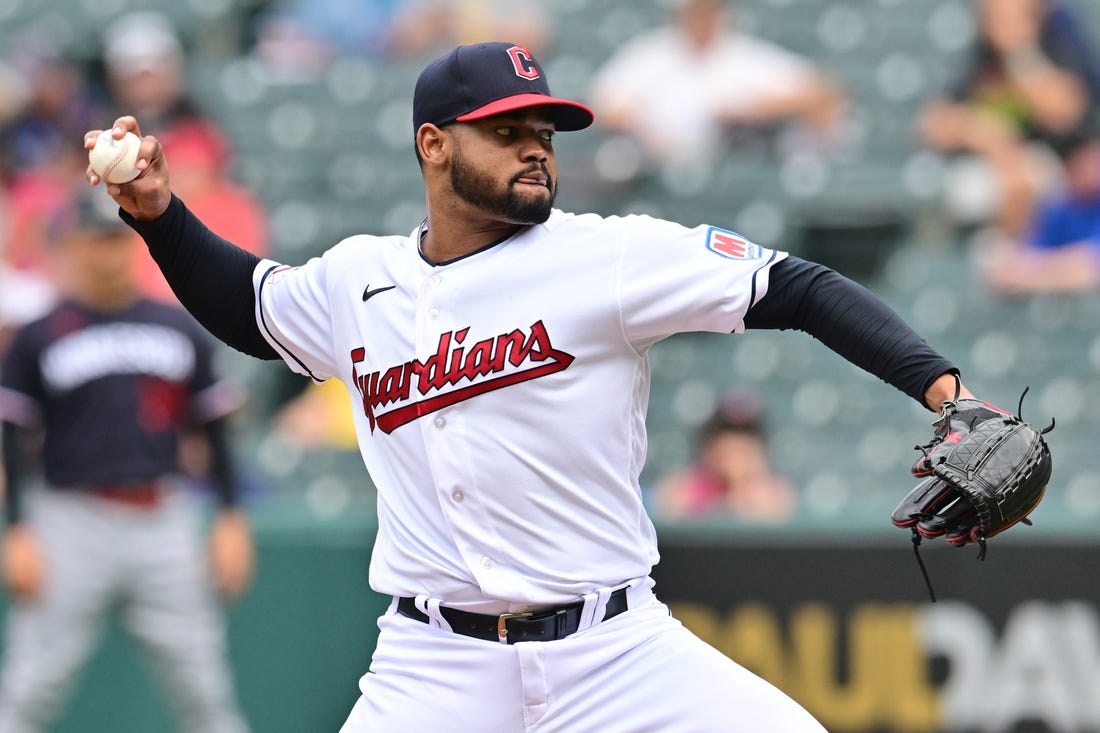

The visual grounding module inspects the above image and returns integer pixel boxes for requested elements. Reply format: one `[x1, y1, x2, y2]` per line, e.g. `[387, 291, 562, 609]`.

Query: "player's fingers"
[219, 566, 252, 602]
[10, 572, 42, 601]
[83, 130, 104, 185]
[109, 142, 160, 196]
[83, 129, 105, 149]
[1, 532, 44, 601]
[213, 553, 253, 602]
[209, 510, 254, 602]
[111, 115, 142, 138]
[134, 136, 162, 172]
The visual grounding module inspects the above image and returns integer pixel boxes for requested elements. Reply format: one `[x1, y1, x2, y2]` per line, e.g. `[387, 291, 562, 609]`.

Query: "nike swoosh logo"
[362, 284, 396, 302]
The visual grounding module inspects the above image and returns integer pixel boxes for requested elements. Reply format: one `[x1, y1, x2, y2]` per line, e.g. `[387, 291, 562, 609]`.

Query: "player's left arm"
[202, 415, 254, 602]
[743, 256, 972, 411]
[187, 329, 254, 601]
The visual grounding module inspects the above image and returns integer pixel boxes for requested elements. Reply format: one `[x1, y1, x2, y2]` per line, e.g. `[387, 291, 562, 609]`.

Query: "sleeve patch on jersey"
[705, 227, 762, 260]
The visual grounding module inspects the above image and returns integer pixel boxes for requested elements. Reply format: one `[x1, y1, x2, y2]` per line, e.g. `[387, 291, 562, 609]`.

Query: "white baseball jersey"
[253, 210, 786, 608]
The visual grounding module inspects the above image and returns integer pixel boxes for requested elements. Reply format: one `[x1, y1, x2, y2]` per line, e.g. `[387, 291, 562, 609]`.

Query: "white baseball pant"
[339, 584, 825, 732]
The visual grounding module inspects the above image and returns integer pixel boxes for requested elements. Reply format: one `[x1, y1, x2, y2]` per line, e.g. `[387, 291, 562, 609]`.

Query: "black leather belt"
[396, 587, 628, 644]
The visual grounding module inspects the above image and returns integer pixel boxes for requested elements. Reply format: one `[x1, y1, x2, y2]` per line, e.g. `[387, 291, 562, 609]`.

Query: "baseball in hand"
[88, 130, 142, 184]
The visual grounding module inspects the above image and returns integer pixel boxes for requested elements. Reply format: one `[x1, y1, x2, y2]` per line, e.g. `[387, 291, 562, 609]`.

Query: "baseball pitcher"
[83, 42, 1048, 732]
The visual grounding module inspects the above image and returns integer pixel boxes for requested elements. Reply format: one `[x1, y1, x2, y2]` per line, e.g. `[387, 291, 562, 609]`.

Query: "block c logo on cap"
[507, 45, 540, 80]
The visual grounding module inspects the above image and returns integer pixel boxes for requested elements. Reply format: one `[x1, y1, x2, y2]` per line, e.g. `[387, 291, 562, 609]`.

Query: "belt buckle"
[497, 612, 534, 644]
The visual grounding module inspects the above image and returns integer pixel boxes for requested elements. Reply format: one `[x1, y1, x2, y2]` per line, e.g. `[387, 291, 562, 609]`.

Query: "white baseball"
[88, 130, 142, 184]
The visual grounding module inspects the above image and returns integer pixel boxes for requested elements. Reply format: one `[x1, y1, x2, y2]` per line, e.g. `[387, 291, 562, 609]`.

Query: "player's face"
[449, 113, 558, 225]
[63, 230, 137, 300]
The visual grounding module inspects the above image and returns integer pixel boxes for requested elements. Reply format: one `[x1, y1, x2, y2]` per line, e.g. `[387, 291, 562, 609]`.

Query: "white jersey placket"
[413, 265, 513, 596]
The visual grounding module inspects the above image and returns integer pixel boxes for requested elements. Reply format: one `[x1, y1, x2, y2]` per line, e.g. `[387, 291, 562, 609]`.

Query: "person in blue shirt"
[920, 0, 1100, 237]
[983, 121, 1100, 293]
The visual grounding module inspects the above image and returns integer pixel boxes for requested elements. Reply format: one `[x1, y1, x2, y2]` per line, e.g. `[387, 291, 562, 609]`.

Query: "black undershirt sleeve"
[121, 195, 279, 360]
[743, 256, 957, 407]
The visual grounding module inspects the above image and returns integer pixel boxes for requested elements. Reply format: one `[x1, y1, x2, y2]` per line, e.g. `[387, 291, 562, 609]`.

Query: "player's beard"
[450, 147, 556, 224]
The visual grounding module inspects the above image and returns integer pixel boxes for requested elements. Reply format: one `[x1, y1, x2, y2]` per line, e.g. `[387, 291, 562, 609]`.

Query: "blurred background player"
[0, 188, 253, 733]
[918, 0, 1100, 237]
[653, 388, 796, 522]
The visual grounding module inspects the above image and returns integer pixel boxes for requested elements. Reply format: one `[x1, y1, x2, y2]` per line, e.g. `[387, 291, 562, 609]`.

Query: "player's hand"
[1, 525, 44, 602]
[83, 116, 173, 221]
[208, 508, 255, 603]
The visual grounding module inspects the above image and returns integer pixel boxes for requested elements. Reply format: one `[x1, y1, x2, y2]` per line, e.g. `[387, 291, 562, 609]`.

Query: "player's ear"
[416, 124, 451, 168]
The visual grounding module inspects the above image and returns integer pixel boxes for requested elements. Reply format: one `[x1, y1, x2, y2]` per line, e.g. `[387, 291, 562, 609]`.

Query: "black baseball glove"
[891, 379, 1054, 562]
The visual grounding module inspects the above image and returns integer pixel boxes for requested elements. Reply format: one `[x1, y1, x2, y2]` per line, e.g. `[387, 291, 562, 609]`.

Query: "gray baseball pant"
[0, 487, 249, 733]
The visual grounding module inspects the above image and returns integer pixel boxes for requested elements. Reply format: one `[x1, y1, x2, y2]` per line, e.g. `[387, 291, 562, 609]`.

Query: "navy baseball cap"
[75, 188, 130, 234]
[413, 42, 594, 134]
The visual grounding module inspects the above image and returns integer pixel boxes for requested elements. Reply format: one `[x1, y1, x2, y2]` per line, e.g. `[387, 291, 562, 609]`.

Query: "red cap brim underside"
[456, 93, 595, 131]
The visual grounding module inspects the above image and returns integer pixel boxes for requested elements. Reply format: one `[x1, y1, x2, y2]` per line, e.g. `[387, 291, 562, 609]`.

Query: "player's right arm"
[1, 328, 46, 601]
[84, 117, 279, 361]
[1, 421, 43, 602]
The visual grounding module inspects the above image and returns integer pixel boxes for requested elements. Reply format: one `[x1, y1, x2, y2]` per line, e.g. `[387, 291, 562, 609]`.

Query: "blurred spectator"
[1, 48, 103, 281]
[587, 0, 846, 167]
[251, 0, 552, 77]
[386, 0, 553, 60]
[919, 0, 1100, 237]
[100, 11, 269, 302]
[101, 12, 199, 135]
[251, 0, 406, 77]
[0, 49, 100, 181]
[0, 60, 26, 130]
[653, 389, 796, 522]
[0, 186, 252, 732]
[274, 379, 359, 450]
[981, 122, 1100, 293]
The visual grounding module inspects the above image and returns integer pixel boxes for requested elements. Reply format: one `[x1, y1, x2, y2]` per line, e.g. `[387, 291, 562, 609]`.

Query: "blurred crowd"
[0, 0, 1099, 528]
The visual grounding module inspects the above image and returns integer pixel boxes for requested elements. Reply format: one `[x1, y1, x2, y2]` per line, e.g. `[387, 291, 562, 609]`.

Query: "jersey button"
[480, 556, 494, 569]
[434, 417, 446, 429]
[452, 490, 464, 503]
[429, 275, 441, 286]
[428, 308, 439, 320]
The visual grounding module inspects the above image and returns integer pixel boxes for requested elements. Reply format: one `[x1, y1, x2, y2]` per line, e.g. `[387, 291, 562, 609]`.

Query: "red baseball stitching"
[101, 137, 133, 182]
